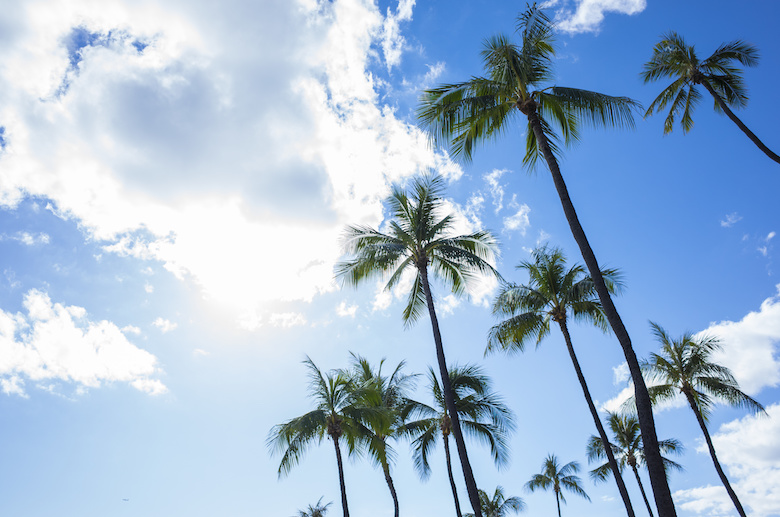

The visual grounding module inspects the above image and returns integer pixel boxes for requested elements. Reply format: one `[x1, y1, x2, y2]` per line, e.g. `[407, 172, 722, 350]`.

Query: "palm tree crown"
[643, 322, 766, 517]
[586, 412, 683, 517]
[642, 31, 779, 164]
[294, 497, 332, 517]
[526, 453, 590, 517]
[465, 486, 525, 517]
[337, 174, 498, 324]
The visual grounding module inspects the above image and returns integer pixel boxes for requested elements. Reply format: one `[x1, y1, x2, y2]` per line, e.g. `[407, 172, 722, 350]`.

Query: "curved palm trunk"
[444, 432, 464, 517]
[419, 266, 483, 517]
[558, 321, 636, 517]
[700, 80, 780, 165]
[524, 107, 677, 517]
[332, 436, 350, 517]
[381, 460, 400, 517]
[685, 394, 747, 517]
[631, 465, 654, 517]
[555, 490, 562, 517]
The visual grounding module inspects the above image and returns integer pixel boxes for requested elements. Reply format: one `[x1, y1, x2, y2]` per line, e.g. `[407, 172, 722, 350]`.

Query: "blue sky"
[0, 0, 779, 516]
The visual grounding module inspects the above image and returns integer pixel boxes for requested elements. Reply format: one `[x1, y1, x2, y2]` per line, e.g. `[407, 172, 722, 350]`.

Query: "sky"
[0, 0, 778, 516]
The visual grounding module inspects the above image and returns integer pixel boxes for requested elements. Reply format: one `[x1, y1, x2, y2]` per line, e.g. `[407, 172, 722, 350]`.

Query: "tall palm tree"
[526, 454, 590, 517]
[643, 322, 766, 517]
[401, 366, 514, 517]
[294, 497, 332, 517]
[336, 174, 499, 517]
[465, 486, 525, 517]
[642, 32, 779, 165]
[586, 412, 684, 517]
[344, 353, 418, 517]
[416, 8, 676, 516]
[268, 357, 378, 517]
[487, 245, 635, 516]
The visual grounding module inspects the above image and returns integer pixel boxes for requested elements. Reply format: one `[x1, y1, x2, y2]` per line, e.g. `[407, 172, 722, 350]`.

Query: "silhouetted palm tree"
[587, 412, 683, 517]
[402, 366, 514, 517]
[465, 486, 525, 517]
[643, 322, 766, 517]
[337, 174, 499, 517]
[642, 32, 779, 164]
[487, 245, 634, 515]
[526, 454, 590, 517]
[294, 497, 332, 517]
[268, 357, 381, 517]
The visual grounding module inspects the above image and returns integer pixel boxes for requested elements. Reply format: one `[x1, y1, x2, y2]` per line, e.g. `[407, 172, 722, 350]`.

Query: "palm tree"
[401, 366, 514, 517]
[526, 454, 590, 517]
[294, 497, 332, 517]
[465, 486, 525, 517]
[586, 412, 684, 517]
[268, 357, 378, 517]
[344, 353, 418, 517]
[487, 245, 635, 515]
[417, 8, 676, 516]
[643, 322, 766, 517]
[642, 32, 779, 165]
[336, 174, 499, 517]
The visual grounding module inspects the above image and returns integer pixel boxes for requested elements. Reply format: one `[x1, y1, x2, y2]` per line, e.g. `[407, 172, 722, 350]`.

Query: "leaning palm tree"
[344, 353, 418, 517]
[587, 412, 684, 517]
[336, 174, 499, 517]
[526, 454, 590, 517]
[402, 366, 514, 517]
[294, 497, 332, 517]
[643, 322, 766, 517]
[642, 32, 779, 165]
[465, 486, 525, 517]
[487, 245, 634, 515]
[268, 357, 379, 517]
[417, 8, 675, 516]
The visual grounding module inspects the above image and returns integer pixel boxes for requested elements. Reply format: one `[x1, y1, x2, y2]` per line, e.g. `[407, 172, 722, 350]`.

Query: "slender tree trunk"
[700, 80, 780, 165]
[558, 321, 636, 517]
[524, 106, 677, 517]
[685, 394, 747, 517]
[333, 436, 350, 517]
[444, 432, 464, 517]
[556, 490, 562, 517]
[382, 460, 400, 517]
[419, 266, 483, 517]
[632, 465, 655, 517]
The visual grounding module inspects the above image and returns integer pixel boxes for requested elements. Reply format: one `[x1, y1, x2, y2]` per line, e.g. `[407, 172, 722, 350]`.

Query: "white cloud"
[193, 348, 210, 357]
[0, 0, 460, 328]
[144, 282, 154, 293]
[678, 404, 780, 516]
[503, 204, 531, 235]
[269, 312, 307, 328]
[484, 169, 507, 214]
[336, 301, 358, 318]
[0, 289, 164, 396]
[545, 0, 646, 34]
[421, 61, 445, 89]
[381, 0, 415, 70]
[612, 362, 629, 385]
[704, 285, 780, 395]
[674, 485, 733, 516]
[768, 232, 777, 242]
[121, 325, 141, 335]
[720, 212, 742, 228]
[152, 317, 177, 333]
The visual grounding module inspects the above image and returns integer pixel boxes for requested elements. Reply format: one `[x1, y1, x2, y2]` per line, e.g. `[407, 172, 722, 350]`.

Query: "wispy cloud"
[720, 212, 743, 228]
[153, 317, 177, 333]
